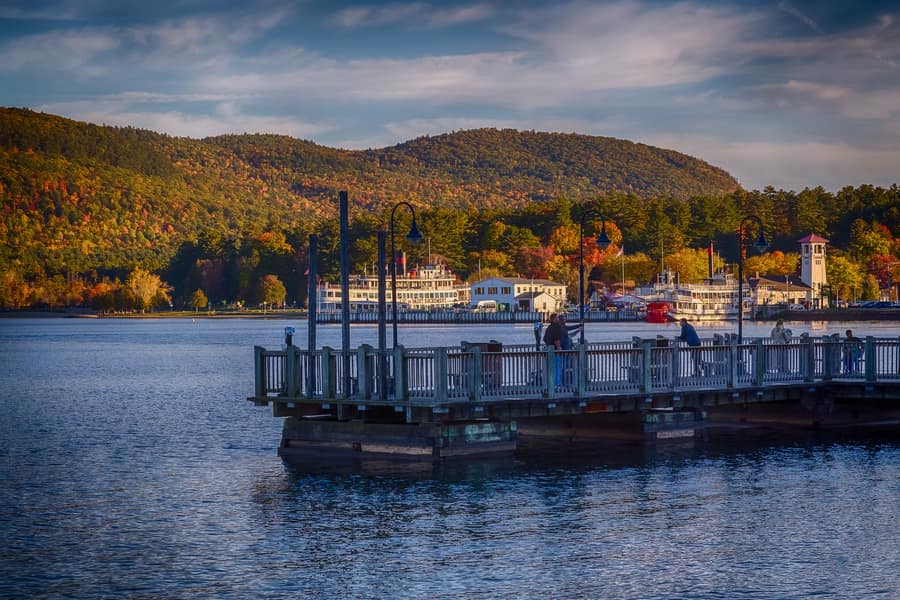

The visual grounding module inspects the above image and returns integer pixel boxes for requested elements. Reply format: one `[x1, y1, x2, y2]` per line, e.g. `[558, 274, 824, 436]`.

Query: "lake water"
[1, 318, 899, 599]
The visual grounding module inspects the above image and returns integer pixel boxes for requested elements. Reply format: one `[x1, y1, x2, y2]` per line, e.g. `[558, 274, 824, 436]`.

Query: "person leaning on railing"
[543, 313, 565, 385]
[677, 318, 702, 375]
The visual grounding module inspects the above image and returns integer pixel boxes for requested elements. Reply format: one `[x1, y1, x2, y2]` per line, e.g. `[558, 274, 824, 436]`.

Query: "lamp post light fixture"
[578, 205, 612, 345]
[389, 202, 424, 348]
[737, 215, 768, 343]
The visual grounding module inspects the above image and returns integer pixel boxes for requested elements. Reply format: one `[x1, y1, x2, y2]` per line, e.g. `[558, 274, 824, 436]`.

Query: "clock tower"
[798, 234, 828, 308]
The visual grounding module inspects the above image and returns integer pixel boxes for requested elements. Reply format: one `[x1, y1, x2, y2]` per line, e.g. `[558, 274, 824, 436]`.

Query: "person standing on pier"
[770, 320, 791, 372]
[843, 329, 863, 374]
[678, 318, 702, 375]
[558, 313, 581, 386]
[543, 313, 565, 385]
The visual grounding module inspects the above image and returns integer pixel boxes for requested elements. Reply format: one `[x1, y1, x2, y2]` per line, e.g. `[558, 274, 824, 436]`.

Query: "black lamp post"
[390, 202, 424, 348]
[578, 205, 612, 345]
[737, 215, 768, 343]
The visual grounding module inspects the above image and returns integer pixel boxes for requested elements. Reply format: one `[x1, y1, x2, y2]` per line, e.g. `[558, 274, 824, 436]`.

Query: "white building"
[469, 277, 566, 313]
[318, 263, 469, 312]
[798, 234, 828, 308]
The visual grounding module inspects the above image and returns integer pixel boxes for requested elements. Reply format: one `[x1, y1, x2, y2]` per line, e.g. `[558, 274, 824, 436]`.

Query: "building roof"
[797, 234, 829, 244]
[748, 275, 811, 291]
[472, 277, 562, 286]
[515, 291, 553, 300]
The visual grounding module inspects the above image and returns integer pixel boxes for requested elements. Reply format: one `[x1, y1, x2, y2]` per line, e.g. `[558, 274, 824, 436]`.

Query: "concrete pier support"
[515, 409, 706, 443]
[279, 417, 517, 461]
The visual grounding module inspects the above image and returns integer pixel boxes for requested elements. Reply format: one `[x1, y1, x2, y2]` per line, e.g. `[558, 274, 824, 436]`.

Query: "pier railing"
[253, 335, 900, 404]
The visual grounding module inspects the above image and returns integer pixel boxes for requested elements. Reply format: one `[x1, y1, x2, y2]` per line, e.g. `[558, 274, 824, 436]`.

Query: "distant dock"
[313, 308, 643, 324]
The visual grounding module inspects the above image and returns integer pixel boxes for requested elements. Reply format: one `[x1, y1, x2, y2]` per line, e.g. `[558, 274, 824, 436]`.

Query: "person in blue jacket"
[679, 318, 702, 374]
[679, 318, 701, 346]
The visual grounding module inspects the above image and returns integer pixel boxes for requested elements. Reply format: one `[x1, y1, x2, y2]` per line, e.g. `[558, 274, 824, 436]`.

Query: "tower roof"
[797, 234, 829, 244]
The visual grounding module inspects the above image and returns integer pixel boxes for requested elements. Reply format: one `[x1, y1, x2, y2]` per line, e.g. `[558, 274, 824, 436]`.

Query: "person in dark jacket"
[679, 318, 701, 346]
[679, 318, 702, 375]
[543, 313, 564, 350]
[543, 314, 565, 386]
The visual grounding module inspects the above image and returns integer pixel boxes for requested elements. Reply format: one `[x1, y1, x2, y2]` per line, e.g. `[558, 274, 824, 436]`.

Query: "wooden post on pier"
[577, 344, 586, 397]
[435, 347, 449, 403]
[393, 345, 406, 403]
[753, 339, 765, 386]
[286, 346, 300, 398]
[254, 346, 265, 398]
[471, 346, 483, 403]
[641, 340, 652, 393]
[322, 347, 335, 400]
[865, 337, 876, 381]
[728, 338, 738, 388]
[356, 344, 371, 400]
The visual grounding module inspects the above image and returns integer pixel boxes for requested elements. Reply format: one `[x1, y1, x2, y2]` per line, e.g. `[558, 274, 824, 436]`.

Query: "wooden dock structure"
[249, 334, 900, 460]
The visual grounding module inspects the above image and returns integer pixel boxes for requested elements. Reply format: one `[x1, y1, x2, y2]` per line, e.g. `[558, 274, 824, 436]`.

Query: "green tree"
[191, 288, 208, 311]
[126, 268, 170, 312]
[826, 255, 864, 302]
[258, 274, 286, 307]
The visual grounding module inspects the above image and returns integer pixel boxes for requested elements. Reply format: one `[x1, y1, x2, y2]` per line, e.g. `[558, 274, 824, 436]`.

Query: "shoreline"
[2, 308, 898, 322]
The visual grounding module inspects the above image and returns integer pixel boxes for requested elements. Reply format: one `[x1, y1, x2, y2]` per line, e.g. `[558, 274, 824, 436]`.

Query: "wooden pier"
[249, 335, 900, 460]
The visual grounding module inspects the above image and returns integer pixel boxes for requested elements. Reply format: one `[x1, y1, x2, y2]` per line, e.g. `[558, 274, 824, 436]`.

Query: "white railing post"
[322, 346, 335, 399]
[435, 347, 449, 402]
[865, 336, 876, 382]
[393, 345, 407, 402]
[753, 339, 765, 385]
[471, 346, 483, 403]
[728, 338, 738, 388]
[641, 340, 652, 393]
[356, 344, 371, 399]
[577, 343, 586, 396]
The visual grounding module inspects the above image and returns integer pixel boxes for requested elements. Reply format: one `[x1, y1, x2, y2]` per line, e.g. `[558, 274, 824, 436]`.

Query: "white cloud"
[331, 3, 492, 29]
[35, 99, 334, 139]
[644, 133, 900, 191]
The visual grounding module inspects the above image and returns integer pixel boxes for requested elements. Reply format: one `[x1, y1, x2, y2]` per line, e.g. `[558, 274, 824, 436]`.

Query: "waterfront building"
[469, 277, 566, 313]
[317, 263, 470, 312]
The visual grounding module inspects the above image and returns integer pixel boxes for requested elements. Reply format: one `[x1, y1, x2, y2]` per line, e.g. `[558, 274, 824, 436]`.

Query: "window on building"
[501, 287, 511, 294]
[488, 287, 498, 295]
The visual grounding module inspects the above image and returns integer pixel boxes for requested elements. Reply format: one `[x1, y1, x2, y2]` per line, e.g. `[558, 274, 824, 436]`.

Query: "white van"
[473, 300, 498, 313]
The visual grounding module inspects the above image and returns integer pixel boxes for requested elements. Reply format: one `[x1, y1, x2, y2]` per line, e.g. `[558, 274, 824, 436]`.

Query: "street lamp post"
[389, 202, 424, 348]
[578, 205, 612, 345]
[737, 215, 768, 343]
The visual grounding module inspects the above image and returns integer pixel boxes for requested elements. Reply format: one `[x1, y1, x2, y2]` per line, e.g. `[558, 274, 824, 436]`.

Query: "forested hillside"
[1, 107, 898, 311]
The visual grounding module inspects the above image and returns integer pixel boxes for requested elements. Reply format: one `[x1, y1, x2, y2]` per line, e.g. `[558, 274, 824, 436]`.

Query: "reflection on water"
[1, 318, 899, 599]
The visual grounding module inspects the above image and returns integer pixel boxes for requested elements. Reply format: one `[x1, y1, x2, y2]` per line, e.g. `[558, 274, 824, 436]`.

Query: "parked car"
[789, 303, 806, 311]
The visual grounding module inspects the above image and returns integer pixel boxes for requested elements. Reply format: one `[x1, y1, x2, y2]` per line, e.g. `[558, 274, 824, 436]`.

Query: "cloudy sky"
[1, 0, 898, 191]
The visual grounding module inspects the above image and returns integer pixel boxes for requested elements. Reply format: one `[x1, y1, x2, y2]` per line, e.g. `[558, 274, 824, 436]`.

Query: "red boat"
[646, 301, 672, 323]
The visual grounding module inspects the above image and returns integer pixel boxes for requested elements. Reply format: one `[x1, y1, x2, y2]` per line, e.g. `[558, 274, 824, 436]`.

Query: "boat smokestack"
[396, 250, 407, 276]
[708, 241, 714, 279]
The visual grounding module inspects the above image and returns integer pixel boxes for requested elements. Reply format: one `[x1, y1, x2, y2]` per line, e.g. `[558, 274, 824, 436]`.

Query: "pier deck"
[249, 335, 900, 458]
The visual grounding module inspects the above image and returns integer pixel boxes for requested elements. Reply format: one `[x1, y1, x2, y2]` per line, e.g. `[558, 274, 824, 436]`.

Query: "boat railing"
[253, 336, 900, 404]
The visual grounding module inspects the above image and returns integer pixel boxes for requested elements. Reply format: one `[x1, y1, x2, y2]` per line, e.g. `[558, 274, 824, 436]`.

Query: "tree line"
[3, 190, 898, 312]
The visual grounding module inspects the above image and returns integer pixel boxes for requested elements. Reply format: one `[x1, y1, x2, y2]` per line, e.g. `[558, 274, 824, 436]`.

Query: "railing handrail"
[254, 336, 900, 402]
